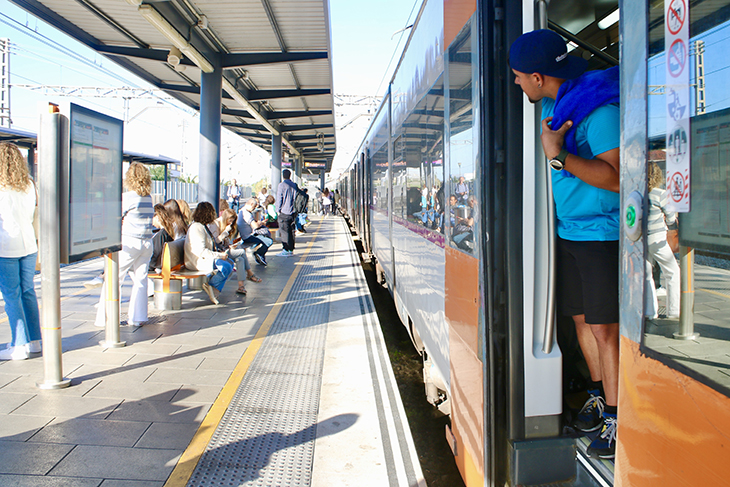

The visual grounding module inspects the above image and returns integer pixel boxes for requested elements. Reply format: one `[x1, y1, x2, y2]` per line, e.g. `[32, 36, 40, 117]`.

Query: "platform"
[0, 216, 425, 486]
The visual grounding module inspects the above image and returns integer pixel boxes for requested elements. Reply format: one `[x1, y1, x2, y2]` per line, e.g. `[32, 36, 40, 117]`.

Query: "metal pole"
[27, 144, 35, 181]
[674, 246, 698, 340]
[99, 252, 125, 348]
[537, 0, 549, 30]
[164, 164, 168, 201]
[271, 133, 282, 191]
[37, 110, 70, 390]
[199, 56, 222, 211]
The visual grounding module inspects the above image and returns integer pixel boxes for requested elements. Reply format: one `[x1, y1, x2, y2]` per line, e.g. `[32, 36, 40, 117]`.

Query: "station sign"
[665, 0, 691, 211]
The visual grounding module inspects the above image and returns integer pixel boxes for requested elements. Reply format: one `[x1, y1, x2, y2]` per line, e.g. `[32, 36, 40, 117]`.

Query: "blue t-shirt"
[542, 98, 620, 241]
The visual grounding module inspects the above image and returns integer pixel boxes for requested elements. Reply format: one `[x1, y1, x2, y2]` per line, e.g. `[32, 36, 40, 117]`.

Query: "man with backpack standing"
[276, 169, 304, 257]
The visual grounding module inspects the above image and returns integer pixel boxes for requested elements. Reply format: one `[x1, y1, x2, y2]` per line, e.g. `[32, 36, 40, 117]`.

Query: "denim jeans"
[209, 258, 233, 292]
[242, 235, 270, 257]
[0, 252, 41, 347]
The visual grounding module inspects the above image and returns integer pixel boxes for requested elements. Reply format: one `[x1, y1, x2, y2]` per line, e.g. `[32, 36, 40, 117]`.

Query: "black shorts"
[556, 238, 619, 325]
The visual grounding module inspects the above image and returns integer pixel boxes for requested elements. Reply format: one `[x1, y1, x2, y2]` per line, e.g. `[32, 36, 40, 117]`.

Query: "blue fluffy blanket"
[550, 66, 620, 154]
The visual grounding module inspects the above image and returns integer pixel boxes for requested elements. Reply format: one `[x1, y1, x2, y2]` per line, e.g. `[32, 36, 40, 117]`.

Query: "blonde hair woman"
[95, 162, 155, 328]
[0, 143, 41, 360]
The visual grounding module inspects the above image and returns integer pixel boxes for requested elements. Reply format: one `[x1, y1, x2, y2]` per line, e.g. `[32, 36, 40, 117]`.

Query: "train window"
[446, 22, 478, 254]
[643, 0, 730, 395]
[392, 76, 445, 235]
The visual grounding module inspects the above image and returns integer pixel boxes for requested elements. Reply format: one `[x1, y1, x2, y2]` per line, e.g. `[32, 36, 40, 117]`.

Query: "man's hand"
[541, 117, 573, 160]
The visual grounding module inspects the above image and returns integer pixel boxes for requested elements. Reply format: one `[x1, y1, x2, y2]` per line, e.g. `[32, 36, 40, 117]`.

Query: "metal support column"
[320, 170, 325, 191]
[271, 133, 282, 192]
[37, 110, 70, 390]
[99, 252, 125, 348]
[674, 246, 698, 340]
[27, 144, 36, 181]
[199, 56, 222, 211]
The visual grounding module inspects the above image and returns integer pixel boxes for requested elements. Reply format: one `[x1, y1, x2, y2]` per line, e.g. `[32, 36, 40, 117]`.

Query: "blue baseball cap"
[509, 29, 587, 80]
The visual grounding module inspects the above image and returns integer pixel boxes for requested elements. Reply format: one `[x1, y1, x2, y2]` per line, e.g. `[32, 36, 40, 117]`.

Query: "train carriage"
[337, 0, 730, 485]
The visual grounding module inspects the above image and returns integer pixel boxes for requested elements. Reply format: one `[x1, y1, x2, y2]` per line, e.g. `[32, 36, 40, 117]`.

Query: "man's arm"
[541, 117, 620, 193]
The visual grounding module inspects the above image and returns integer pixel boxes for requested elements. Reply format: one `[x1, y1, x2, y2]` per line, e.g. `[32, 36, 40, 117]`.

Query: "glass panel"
[392, 76, 445, 234]
[645, 0, 730, 394]
[447, 26, 477, 254]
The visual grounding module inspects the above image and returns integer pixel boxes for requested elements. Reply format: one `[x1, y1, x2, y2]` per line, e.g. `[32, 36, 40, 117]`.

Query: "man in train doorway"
[510, 29, 621, 460]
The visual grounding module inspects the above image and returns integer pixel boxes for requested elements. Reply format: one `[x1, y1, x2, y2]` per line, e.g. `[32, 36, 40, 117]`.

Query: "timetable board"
[61, 103, 123, 263]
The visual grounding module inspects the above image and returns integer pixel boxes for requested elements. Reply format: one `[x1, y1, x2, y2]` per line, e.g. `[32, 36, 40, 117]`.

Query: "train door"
[363, 151, 373, 254]
[617, 0, 730, 484]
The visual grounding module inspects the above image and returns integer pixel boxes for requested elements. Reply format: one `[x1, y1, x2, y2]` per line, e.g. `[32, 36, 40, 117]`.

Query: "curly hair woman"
[94, 162, 155, 328]
[0, 143, 41, 360]
[184, 201, 232, 304]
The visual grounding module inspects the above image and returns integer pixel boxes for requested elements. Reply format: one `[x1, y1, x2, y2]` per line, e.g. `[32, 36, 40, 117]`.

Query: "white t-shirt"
[0, 182, 38, 258]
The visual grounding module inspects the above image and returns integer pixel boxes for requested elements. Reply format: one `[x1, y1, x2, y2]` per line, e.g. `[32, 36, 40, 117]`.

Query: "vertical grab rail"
[536, 0, 557, 354]
[542, 170, 557, 354]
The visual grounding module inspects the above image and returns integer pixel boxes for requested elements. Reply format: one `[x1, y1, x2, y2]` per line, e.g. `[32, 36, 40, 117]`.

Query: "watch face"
[550, 159, 564, 171]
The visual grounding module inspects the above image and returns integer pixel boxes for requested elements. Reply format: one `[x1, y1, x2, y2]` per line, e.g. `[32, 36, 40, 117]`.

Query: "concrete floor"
[0, 215, 424, 486]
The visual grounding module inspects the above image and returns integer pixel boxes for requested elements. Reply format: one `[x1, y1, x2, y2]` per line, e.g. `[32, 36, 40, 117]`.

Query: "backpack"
[295, 193, 308, 213]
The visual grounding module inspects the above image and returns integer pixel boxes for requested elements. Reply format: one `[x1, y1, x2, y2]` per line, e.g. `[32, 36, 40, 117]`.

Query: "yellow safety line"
[164, 219, 323, 487]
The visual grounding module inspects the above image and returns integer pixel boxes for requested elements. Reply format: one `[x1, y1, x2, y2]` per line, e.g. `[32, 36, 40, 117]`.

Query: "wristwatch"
[549, 148, 569, 171]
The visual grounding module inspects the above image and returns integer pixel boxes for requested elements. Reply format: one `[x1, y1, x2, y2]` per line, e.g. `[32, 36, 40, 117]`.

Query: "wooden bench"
[148, 239, 206, 310]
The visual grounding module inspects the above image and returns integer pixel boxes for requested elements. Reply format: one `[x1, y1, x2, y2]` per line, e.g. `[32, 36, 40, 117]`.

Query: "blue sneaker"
[254, 254, 267, 266]
[572, 389, 605, 433]
[586, 412, 617, 460]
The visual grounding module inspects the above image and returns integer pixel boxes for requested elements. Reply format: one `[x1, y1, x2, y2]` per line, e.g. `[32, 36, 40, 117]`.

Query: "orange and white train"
[337, 0, 730, 486]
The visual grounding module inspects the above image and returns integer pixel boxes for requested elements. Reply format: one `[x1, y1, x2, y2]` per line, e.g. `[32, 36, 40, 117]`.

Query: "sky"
[0, 0, 419, 182]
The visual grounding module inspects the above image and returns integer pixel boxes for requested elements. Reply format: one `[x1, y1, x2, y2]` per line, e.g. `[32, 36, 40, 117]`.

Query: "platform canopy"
[9, 0, 337, 174]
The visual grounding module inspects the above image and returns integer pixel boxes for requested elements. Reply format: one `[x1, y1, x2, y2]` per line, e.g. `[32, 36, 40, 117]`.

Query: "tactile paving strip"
[187, 230, 333, 486]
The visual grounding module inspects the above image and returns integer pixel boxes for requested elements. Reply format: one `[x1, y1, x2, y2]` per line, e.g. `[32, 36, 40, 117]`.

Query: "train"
[335, 0, 730, 486]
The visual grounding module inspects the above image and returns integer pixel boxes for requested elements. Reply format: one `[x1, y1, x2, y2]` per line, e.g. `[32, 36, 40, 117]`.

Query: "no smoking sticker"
[667, 0, 686, 35]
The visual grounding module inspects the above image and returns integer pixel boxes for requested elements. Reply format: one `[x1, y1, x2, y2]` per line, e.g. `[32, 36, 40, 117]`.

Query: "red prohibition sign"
[669, 172, 686, 202]
[667, 0, 686, 35]
[668, 38, 687, 78]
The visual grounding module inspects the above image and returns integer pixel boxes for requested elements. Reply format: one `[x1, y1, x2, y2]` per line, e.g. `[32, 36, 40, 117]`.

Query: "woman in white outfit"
[95, 163, 155, 328]
[645, 162, 680, 319]
[0, 143, 41, 360]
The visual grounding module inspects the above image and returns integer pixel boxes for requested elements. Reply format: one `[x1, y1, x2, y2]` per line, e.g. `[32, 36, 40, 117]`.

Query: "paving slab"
[0, 414, 53, 441]
[107, 400, 210, 424]
[135, 422, 199, 450]
[28, 418, 151, 447]
[0, 441, 74, 475]
[48, 445, 181, 481]
[0, 474, 102, 487]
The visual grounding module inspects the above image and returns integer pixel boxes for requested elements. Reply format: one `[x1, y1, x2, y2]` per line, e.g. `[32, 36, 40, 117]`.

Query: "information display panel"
[61, 103, 123, 263]
[679, 106, 730, 254]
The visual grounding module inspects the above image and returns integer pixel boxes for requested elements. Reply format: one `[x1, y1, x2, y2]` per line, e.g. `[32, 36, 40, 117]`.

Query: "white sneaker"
[656, 287, 667, 297]
[27, 340, 41, 353]
[0, 346, 30, 361]
[276, 250, 290, 257]
[84, 276, 104, 289]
